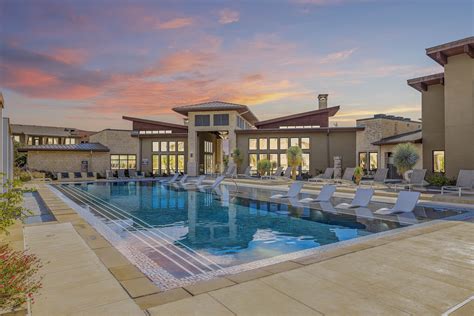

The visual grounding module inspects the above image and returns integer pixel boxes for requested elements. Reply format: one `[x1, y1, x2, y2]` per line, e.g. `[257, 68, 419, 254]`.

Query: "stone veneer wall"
[27, 151, 110, 175]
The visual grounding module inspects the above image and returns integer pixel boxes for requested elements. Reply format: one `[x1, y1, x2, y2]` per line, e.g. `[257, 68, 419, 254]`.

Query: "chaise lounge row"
[57, 172, 97, 181]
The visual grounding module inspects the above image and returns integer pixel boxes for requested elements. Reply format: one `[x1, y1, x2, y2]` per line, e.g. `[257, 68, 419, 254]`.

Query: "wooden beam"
[436, 52, 448, 65]
[464, 44, 474, 58]
[420, 82, 428, 92]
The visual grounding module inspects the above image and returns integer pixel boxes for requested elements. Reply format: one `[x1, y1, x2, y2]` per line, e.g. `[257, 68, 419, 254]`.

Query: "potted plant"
[232, 148, 243, 173]
[257, 159, 271, 177]
[354, 166, 364, 185]
[287, 146, 303, 180]
[393, 143, 420, 180]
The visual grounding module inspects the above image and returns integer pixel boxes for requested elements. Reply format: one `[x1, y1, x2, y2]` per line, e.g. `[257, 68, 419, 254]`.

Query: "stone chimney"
[318, 94, 328, 109]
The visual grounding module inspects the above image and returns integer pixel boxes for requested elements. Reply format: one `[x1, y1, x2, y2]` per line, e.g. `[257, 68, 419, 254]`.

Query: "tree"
[287, 146, 302, 180]
[393, 143, 420, 176]
[232, 148, 243, 171]
[13, 141, 27, 168]
[257, 159, 271, 177]
[0, 174, 29, 235]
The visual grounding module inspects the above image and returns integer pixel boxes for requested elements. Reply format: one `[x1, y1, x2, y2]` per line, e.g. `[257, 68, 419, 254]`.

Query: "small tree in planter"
[287, 146, 303, 180]
[232, 148, 243, 173]
[353, 166, 364, 185]
[257, 159, 271, 177]
[393, 143, 420, 178]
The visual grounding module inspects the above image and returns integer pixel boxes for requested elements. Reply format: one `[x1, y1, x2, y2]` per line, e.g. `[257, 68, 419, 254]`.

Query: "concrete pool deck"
[15, 183, 474, 315]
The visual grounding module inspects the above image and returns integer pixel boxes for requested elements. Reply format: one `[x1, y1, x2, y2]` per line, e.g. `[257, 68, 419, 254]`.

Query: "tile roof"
[18, 143, 110, 152]
[372, 130, 422, 145]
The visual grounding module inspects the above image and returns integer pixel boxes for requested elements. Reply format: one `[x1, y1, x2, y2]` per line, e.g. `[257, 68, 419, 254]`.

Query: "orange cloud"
[7, 67, 58, 87]
[50, 48, 87, 64]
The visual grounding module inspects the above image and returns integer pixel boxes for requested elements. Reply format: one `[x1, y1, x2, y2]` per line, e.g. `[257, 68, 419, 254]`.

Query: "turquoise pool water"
[54, 180, 448, 287]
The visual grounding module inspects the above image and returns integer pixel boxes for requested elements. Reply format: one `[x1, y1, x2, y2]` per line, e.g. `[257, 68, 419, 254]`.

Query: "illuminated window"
[259, 138, 267, 150]
[369, 152, 378, 170]
[169, 155, 176, 173]
[177, 155, 185, 172]
[249, 138, 257, 150]
[65, 138, 76, 145]
[301, 138, 310, 150]
[204, 141, 213, 153]
[259, 153, 268, 161]
[152, 142, 159, 152]
[161, 155, 169, 174]
[269, 154, 278, 167]
[13, 135, 20, 143]
[290, 138, 299, 147]
[269, 138, 278, 150]
[302, 153, 310, 172]
[161, 141, 168, 152]
[152, 155, 159, 174]
[279, 154, 288, 168]
[177, 141, 185, 152]
[28, 136, 40, 145]
[46, 137, 59, 144]
[359, 152, 367, 170]
[249, 154, 257, 171]
[433, 151, 445, 173]
[280, 138, 288, 150]
[169, 141, 176, 152]
[111, 154, 136, 170]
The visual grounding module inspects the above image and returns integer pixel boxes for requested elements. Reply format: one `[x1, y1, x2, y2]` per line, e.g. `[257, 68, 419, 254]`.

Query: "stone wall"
[27, 151, 110, 175]
[89, 129, 138, 155]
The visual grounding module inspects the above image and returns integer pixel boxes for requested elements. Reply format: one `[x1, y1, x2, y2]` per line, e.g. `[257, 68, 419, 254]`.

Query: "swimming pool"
[52, 181, 467, 289]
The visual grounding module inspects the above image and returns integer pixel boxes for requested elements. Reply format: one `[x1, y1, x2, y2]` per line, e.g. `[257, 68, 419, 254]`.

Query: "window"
[269, 154, 278, 166]
[152, 155, 159, 174]
[195, 115, 210, 126]
[169, 155, 176, 173]
[45, 137, 59, 145]
[249, 138, 257, 150]
[279, 153, 288, 168]
[110, 154, 136, 170]
[13, 135, 20, 143]
[160, 141, 168, 152]
[161, 155, 169, 174]
[259, 153, 268, 161]
[301, 138, 310, 150]
[259, 138, 268, 150]
[359, 152, 367, 170]
[290, 138, 299, 147]
[28, 136, 40, 145]
[204, 141, 213, 153]
[302, 153, 310, 172]
[237, 116, 246, 129]
[249, 154, 257, 171]
[433, 151, 445, 173]
[65, 138, 76, 145]
[213, 114, 229, 126]
[177, 141, 185, 152]
[177, 155, 185, 172]
[269, 138, 278, 150]
[169, 141, 176, 152]
[152, 142, 159, 152]
[280, 138, 288, 150]
[369, 152, 378, 170]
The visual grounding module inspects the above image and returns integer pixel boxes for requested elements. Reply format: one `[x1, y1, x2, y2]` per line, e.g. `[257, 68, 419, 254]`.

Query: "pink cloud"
[49, 48, 88, 64]
[319, 48, 357, 64]
[218, 9, 240, 24]
[157, 17, 194, 29]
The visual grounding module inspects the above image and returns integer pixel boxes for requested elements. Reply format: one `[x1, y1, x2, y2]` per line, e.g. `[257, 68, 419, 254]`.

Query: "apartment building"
[12, 124, 94, 146]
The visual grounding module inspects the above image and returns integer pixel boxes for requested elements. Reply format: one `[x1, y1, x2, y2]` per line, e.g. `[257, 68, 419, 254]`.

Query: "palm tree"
[257, 159, 271, 177]
[287, 146, 302, 180]
[393, 143, 419, 176]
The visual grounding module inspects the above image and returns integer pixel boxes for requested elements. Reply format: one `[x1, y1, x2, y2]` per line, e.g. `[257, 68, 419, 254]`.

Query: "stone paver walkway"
[24, 223, 144, 315]
[147, 221, 474, 315]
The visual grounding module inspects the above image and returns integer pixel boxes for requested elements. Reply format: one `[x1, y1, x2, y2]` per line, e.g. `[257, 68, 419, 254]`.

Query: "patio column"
[187, 130, 199, 176]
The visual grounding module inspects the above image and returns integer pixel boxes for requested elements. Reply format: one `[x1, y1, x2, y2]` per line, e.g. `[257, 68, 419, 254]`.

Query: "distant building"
[0, 93, 14, 182]
[408, 36, 474, 177]
[11, 124, 94, 146]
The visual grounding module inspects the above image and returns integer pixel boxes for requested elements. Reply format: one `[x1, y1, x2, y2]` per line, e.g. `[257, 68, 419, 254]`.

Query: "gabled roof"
[407, 73, 444, 92]
[122, 116, 188, 130]
[426, 36, 474, 66]
[254, 106, 340, 127]
[172, 101, 259, 124]
[372, 129, 422, 145]
[18, 143, 110, 152]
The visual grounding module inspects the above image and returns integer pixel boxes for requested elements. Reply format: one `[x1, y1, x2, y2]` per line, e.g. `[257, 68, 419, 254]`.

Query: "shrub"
[393, 143, 419, 175]
[0, 245, 43, 310]
[232, 148, 243, 170]
[427, 173, 456, 187]
[287, 146, 303, 180]
[257, 159, 272, 176]
[1, 175, 30, 235]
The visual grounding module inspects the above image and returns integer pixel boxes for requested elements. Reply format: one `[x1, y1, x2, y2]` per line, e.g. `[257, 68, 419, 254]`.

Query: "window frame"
[432, 150, 445, 173]
[195, 114, 210, 126]
[213, 114, 229, 126]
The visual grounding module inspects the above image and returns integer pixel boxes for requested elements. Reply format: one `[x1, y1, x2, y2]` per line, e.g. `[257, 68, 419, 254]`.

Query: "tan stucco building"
[408, 36, 474, 177]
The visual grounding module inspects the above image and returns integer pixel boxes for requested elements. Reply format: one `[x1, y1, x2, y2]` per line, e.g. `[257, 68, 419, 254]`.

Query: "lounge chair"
[199, 175, 225, 190]
[106, 170, 116, 180]
[375, 191, 420, 215]
[81, 172, 97, 181]
[160, 173, 179, 184]
[281, 166, 292, 179]
[270, 181, 304, 199]
[73, 172, 83, 181]
[392, 169, 427, 191]
[262, 166, 283, 180]
[57, 172, 70, 181]
[336, 188, 374, 209]
[333, 167, 356, 184]
[299, 184, 336, 203]
[308, 168, 334, 182]
[182, 175, 206, 188]
[177, 174, 188, 185]
[117, 169, 128, 179]
[225, 165, 236, 177]
[136, 171, 145, 179]
[441, 169, 474, 197]
[360, 168, 388, 187]
[237, 166, 252, 178]
[128, 169, 137, 178]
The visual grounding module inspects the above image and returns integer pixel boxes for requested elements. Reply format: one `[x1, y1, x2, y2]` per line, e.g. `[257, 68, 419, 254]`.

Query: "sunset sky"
[0, 0, 472, 131]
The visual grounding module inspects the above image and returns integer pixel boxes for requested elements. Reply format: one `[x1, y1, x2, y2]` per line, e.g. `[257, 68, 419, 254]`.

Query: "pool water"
[53, 181, 462, 288]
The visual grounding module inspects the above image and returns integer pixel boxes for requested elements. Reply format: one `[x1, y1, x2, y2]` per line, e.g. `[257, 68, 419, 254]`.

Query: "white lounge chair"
[336, 188, 374, 209]
[72, 172, 83, 181]
[441, 169, 474, 197]
[392, 169, 427, 191]
[117, 169, 128, 179]
[81, 172, 97, 181]
[262, 166, 283, 180]
[177, 174, 188, 184]
[299, 184, 336, 203]
[375, 191, 420, 215]
[270, 182, 304, 199]
[128, 169, 137, 178]
[308, 168, 334, 182]
[106, 170, 116, 180]
[160, 173, 179, 184]
[333, 167, 356, 184]
[360, 168, 388, 187]
[225, 165, 236, 177]
[199, 175, 225, 190]
[182, 175, 206, 188]
[237, 166, 253, 178]
[281, 167, 292, 179]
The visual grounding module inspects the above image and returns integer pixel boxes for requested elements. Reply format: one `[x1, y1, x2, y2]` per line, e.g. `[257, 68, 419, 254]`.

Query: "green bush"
[257, 159, 272, 176]
[426, 173, 456, 187]
[393, 143, 419, 175]
[287, 146, 303, 180]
